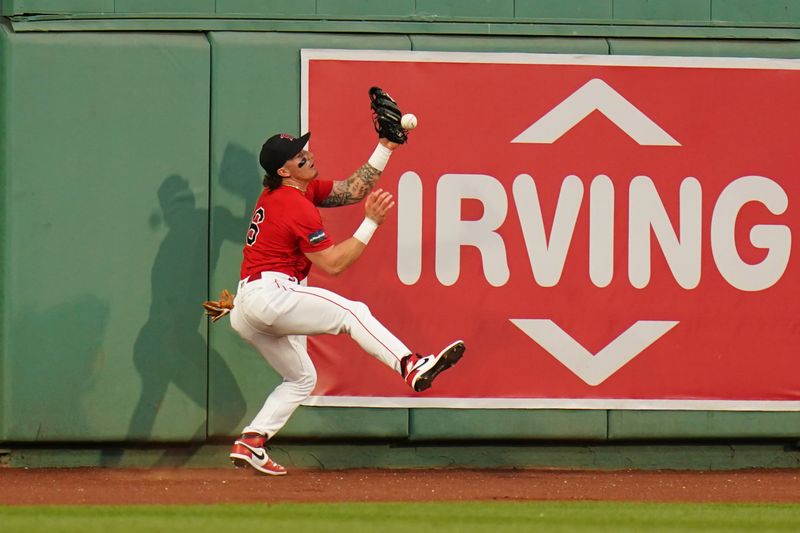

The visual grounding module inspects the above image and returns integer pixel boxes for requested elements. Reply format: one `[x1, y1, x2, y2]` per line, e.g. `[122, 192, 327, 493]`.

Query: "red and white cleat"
[402, 340, 466, 392]
[229, 433, 287, 476]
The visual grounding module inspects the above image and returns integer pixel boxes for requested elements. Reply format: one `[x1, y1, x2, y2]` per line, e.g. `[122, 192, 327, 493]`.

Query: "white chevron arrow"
[510, 319, 679, 386]
[511, 78, 680, 146]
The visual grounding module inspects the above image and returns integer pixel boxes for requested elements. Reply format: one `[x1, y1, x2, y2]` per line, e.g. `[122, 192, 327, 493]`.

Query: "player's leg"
[268, 283, 410, 372]
[241, 333, 316, 438]
[268, 284, 466, 391]
[230, 275, 406, 370]
[228, 308, 316, 475]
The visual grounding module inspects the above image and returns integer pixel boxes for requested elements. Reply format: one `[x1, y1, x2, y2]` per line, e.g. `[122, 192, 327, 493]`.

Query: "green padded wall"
[714, 0, 800, 23]
[114, 0, 215, 13]
[515, 0, 613, 20]
[1, 0, 798, 25]
[207, 32, 412, 439]
[0, 26, 210, 442]
[1, 6, 799, 449]
[1, 0, 112, 15]
[409, 35, 609, 53]
[410, 410, 608, 441]
[609, 411, 800, 439]
[215, 1, 316, 16]
[609, 38, 800, 58]
[413, 0, 516, 18]
[315, 0, 415, 17]
[614, 0, 711, 21]
[0, 21, 7, 439]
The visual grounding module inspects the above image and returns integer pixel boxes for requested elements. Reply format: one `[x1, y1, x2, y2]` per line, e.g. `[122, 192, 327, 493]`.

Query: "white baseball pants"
[229, 271, 411, 439]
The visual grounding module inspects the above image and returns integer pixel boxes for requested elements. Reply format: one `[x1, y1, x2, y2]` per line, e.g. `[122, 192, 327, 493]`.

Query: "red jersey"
[240, 179, 335, 281]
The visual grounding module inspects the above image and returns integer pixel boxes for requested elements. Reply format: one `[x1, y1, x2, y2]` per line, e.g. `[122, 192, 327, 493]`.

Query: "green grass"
[1, 501, 799, 533]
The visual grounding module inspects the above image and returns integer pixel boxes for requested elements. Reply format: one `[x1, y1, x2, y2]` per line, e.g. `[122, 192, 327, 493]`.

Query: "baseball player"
[203, 88, 465, 476]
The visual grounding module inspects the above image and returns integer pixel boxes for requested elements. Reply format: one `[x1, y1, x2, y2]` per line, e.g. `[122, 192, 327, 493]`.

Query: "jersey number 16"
[246, 207, 265, 246]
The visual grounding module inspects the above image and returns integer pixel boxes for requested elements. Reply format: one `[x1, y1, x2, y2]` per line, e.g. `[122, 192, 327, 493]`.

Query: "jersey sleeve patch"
[308, 229, 327, 245]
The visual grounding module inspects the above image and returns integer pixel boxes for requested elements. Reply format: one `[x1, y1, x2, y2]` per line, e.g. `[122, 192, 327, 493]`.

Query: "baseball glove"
[202, 289, 234, 322]
[369, 86, 407, 144]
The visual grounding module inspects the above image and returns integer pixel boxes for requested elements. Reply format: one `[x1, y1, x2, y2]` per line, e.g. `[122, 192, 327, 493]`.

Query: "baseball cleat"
[403, 340, 466, 392]
[229, 433, 287, 476]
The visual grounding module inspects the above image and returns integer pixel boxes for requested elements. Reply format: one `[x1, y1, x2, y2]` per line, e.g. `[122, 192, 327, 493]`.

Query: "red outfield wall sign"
[300, 50, 800, 410]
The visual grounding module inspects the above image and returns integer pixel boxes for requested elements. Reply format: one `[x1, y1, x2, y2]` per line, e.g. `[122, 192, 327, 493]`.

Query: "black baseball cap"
[259, 132, 311, 177]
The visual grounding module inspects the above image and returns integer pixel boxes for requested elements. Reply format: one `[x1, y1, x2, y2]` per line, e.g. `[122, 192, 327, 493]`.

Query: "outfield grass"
[1, 501, 799, 533]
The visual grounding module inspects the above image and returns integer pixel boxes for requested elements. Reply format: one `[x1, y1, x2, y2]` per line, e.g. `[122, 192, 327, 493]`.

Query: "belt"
[243, 271, 299, 285]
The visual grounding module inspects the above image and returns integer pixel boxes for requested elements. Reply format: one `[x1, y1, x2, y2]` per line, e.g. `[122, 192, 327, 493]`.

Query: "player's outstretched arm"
[306, 189, 394, 275]
[319, 139, 399, 208]
[318, 162, 380, 208]
[319, 86, 410, 208]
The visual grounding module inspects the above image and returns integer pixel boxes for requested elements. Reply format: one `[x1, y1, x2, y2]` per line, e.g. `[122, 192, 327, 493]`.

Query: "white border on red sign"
[300, 49, 800, 411]
[304, 396, 800, 410]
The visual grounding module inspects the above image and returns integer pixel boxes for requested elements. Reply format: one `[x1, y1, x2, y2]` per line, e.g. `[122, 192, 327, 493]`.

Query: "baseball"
[401, 113, 418, 130]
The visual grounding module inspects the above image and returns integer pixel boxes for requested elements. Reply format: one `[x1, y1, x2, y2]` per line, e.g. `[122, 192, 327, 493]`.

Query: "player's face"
[284, 149, 317, 181]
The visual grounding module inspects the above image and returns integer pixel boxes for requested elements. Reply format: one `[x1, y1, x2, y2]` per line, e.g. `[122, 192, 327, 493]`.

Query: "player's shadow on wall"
[114, 154, 257, 465]
[206, 143, 263, 437]
[214, 142, 262, 270]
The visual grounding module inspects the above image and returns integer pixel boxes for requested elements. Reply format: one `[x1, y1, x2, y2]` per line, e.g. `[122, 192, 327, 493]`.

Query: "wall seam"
[205, 29, 213, 441]
[0, 20, 8, 440]
[405, 28, 413, 442]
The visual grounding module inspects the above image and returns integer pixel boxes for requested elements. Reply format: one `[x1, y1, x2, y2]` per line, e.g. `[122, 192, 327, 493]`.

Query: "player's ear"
[277, 166, 290, 178]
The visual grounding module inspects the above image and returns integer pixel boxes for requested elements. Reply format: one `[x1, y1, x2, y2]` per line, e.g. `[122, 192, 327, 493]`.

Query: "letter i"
[397, 171, 423, 285]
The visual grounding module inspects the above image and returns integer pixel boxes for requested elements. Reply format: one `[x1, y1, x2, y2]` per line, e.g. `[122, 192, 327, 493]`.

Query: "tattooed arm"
[318, 139, 400, 207]
[318, 163, 381, 207]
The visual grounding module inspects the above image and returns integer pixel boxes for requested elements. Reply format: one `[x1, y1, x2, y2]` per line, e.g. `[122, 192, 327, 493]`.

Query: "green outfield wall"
[1, 2, 800, 468]
[6, 0, 800, 26]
